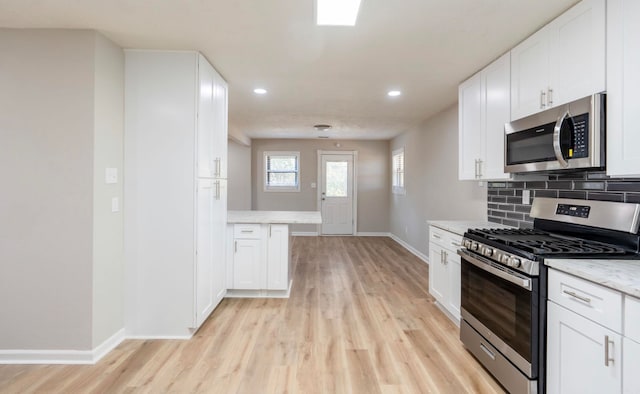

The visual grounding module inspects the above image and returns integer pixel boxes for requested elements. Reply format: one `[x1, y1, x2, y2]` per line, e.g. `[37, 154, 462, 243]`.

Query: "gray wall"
[92, 33, 125, 347]
[390, 105, 487, 258]
[227, 139, 252, 210]
[0, 29, 124, 351]
[251, 139, 390, 233]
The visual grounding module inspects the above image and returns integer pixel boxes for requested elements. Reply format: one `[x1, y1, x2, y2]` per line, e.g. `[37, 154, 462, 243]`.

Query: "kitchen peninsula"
[226, 211, 322, 297]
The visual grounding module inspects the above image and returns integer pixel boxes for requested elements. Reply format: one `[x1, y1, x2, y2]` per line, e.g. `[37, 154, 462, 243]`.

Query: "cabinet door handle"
[562, 290, 591, 304]
[547, 87, 553, 106]
[474, 159, 479, 179]
[214, 180, 220, 200]
[477, 159, 483, 179]
[269, 225, 272, 238]
[604, 335, 614, 366]
[214, 157, 221, 177]
[480, 343, 496, 360]
[540, 90, 547, 109]
[235, 241, 237, 253]
[443, 251, 448, 264]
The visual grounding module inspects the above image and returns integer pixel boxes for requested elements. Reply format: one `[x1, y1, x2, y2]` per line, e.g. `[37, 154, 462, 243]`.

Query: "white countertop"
[428, 220, 513, 236]
[545, 259, 640, 299]
[228, 210, 322, 224]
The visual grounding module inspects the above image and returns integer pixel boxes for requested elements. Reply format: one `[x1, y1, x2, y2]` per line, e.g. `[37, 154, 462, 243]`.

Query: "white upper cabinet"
[511, 0, 605, 120]
[459, 52, 510, 181]
[197, 55, 228, 179]
[607, 0, 640, 177]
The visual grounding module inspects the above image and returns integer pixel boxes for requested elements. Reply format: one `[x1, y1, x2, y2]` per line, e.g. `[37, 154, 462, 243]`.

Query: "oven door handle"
[458, 249, 532, 291]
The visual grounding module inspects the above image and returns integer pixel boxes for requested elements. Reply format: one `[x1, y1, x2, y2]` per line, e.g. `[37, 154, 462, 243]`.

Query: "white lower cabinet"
[428, 225, 463, 322]
[267, 224, 290, 290]
[233, 238, 263, 289]
[623, 338, 640, 393]
[228, 223, 291, 294]
[546, 268, 640, 394]
[547, 301, 622, 394]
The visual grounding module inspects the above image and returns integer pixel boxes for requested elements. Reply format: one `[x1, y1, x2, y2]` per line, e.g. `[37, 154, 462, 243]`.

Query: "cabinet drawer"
[625, 295, 640, 343]
[548, 269, 622, 332]
[233, 224, 262, 239]
[429, 226, 463, 251]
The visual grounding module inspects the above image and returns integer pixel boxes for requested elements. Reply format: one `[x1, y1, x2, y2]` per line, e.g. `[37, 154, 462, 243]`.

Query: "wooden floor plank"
[0, 236, 505, 393]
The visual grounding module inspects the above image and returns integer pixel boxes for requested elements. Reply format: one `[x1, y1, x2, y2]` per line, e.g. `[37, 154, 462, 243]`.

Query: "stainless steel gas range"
[458, 198, 640, 394]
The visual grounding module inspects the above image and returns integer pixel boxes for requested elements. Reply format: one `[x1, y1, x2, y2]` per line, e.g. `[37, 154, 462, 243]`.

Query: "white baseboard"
[388, 233, 429, 264]
[356, 232, 391, 237]
[291, 231, 318, 236]
[125, 335, 192, 340]
[0, 328, 125, 365]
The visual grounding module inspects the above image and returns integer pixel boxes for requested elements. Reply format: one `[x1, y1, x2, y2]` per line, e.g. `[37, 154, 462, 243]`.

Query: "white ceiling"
[0, 0, 578, 140]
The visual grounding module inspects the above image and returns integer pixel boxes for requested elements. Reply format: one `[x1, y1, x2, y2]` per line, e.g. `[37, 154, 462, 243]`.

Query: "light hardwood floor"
[0, 236, 505, 393]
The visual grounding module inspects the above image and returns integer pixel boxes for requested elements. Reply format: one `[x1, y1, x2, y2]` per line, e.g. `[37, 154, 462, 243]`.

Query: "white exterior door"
[320, 153, 355, 235]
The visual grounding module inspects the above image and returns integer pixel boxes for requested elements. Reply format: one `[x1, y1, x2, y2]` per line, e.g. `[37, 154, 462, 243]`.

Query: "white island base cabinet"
[226, 223, 292, 297]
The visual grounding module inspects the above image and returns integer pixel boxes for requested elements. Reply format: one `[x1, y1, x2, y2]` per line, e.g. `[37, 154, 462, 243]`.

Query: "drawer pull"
[563, 290, 591, 304]
[480, 343, 496, 360]
[240, 230, 253, 233]
[451, 241, 462, 247]
[433, 234, 441, 239]
[604, 335, 614, 366]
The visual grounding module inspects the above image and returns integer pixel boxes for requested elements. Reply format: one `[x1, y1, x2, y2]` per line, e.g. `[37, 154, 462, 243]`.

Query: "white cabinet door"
[197, 55, 215, 179]
[482, 52, 510, 180]
[623, 338, 640, 394]
[428, 243, 447, 305]
[233, 239, 262, 289]
[212, 69, 228, 179]
[211, 180, 227, 305]
[510, 28, 550, 120]
[267, 224, 289, 290]
[195, 179, 215, 327]
[445, 251, 461, 320]
[458, 72, 482, 180]
[547, 301, 622, 394]
[548, 0, 605, 107]
[607, 0, 640, 177]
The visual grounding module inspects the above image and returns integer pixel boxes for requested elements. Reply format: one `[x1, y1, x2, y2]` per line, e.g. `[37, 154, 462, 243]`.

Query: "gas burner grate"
[467, 228, 627, 256]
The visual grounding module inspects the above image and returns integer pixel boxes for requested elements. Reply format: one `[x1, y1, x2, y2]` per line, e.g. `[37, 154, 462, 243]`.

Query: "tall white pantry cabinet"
[124, 50, 228, 337]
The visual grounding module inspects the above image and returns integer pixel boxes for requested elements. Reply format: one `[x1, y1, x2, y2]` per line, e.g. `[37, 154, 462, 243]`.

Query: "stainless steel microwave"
[504, 93, 605, 173]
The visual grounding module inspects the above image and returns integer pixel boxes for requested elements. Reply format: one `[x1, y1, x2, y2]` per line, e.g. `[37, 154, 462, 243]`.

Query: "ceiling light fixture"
[316, 0, 362, 26]
[253, 88, 267, 94]
[388, 90, 402, 97]
[313, 124, 332, 131]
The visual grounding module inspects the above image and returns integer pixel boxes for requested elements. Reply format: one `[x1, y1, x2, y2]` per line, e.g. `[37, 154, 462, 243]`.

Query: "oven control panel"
[462, 238, 538, 276]
[556, 203, 591, 218]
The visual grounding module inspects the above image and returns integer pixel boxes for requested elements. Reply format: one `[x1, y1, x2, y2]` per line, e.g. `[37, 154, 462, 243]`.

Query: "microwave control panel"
[570, 113, 589, 158]
[556, 203, 591, 218]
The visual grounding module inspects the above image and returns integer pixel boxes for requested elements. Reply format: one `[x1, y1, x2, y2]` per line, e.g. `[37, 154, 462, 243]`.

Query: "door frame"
[316, 150, 358, 235]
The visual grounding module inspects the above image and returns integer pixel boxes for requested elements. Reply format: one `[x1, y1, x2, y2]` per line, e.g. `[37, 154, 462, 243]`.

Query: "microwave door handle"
[553, 111, 570, 168]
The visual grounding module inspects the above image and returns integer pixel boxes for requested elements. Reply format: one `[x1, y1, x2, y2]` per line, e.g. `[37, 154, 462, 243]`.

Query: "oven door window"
[461, 258, 535, 363]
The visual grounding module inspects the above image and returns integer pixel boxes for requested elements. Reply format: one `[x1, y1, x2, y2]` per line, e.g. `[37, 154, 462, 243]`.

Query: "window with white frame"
[392, 147, 405, 194]
[264, 151, 300, 192]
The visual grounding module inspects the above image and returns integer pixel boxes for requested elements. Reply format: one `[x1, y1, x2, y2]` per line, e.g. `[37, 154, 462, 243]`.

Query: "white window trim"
[264, 151, 301, 192]
[392, 147, 406, 195]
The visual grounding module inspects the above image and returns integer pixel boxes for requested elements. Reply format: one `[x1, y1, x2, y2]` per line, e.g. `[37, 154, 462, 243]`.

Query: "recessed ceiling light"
[253, 88, 267, 94]
[388, 90, 402, 97]
[316, 0, 362, 26]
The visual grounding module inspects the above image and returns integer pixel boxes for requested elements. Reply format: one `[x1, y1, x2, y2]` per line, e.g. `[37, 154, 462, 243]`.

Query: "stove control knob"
[509, 257, 522, 268]
[471, 242, 479, 251]
[483, 248, 494, 257]
[463, 240, 472, 249]
[502, 255, 510, 264]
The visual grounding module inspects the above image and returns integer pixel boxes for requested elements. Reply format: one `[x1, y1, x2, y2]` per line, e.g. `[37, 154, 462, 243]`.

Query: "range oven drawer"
[461, 320, 537, 394]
